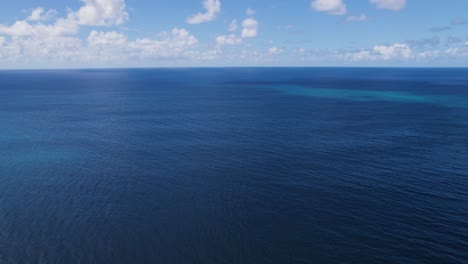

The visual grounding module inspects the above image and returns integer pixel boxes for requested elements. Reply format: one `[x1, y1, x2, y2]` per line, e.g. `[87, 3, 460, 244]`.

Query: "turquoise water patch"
[265, 85, 468, 108]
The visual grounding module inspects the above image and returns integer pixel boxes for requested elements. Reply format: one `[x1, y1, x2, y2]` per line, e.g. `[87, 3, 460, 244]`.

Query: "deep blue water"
[0, 68, 467, 263]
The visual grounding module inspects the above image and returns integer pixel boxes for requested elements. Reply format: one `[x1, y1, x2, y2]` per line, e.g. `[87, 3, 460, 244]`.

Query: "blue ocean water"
[0, 68, 467, 263]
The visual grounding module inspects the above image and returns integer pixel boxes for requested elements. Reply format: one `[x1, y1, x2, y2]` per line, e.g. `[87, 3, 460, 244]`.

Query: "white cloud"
[187, 0, 221, 24]
[369, 0, 406, 11]
[374, 43, 412, 60]
[0, 33, 82, 64]
[0, 1, 199, 66]
[0, 21, 34, 36]
[346, 50, 375, 61]
[246, 8, 256, 16]
[0, 17, 79, 37]
[83, 28, 199, 64]
[216, 34, 242, 46]
[346, 14, 368, 22]
[27, 7, 57, 22]
[311, 0, 347, 15]
[268, 47, 283, 55]
[0, 0, 128, 38]
[189, 49, 219, 61]
[445, 47, 468, 57]
[343, 43, 413, 61]
[417, 50, 439, 60]
[128, 28, 198, 59]
[241, 17, 258, 38]
[88, 31, 127, 47]
[465, 41, 468, 46]
[74, 0, 129, 26]
[228, 19, 237, 32]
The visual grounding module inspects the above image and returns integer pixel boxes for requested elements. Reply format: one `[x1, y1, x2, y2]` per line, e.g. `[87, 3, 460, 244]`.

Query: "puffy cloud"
[0, 34, 82, 64]
[465, 41, 468, 46]
[0, 17, 79, 37]
[0, 6, 82, 65]
[241, 18, 258, 38]
[0, 0, 215, 68]
[27, 7, 57, 22]
[80, 29, 199, 64]
[0, 0, 201, 65]
[228, 19, 237, 32]
[311, 0, 347, 16]
[344, 50, 374, 61]
[374, 43, 412, 60]
[346, 14, 368, 22]
[0, 21, 35, 36]
[128, 28, 198, 59]
[268, 47, 283, 55]
[0, 0, 128, 38]
[369, 0, 406, 11]
[216, 34, 242, 46]
[88, 31, 127, 47]
[74, 0, 129, 26]
[187, 0, 221, 24]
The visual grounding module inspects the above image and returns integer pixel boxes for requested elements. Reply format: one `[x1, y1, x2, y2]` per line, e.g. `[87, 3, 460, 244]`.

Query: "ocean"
[0, 68, 467, 263]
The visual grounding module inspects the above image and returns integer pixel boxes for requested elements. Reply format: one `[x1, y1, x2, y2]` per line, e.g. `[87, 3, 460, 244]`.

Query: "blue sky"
[0, 0, 467, 68]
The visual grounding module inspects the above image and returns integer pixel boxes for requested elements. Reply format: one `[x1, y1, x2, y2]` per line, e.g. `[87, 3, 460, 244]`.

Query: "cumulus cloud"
[83, 28, 200, 64]
[0, 17, 79, 37]
[216, 34, 242, 46]
[0, 0, 204, 66]
[311, 0, 347, 15]
[241, 18, 258, 38]
[27, 7, 57, 22]
[0, 0, 128, 38]
[187, 0, 221, 24]
[369, 0, 406, 11]
[374, 43, 412, 60]
[74, 0, 129, 26]
[88, 30, 127, 47]
[128, 28, 198, 59]
[346, 14, 368, 22]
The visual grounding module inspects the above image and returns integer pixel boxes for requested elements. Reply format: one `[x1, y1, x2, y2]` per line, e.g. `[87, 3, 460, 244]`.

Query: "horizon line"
[1, 66, 468, 71]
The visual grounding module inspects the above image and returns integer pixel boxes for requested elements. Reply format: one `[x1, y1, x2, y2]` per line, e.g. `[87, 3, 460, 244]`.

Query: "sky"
[0, 0, 467, 68]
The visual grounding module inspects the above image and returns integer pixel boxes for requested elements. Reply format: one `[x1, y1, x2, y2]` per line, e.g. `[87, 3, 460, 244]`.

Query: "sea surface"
[0, 68, 467, 263]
